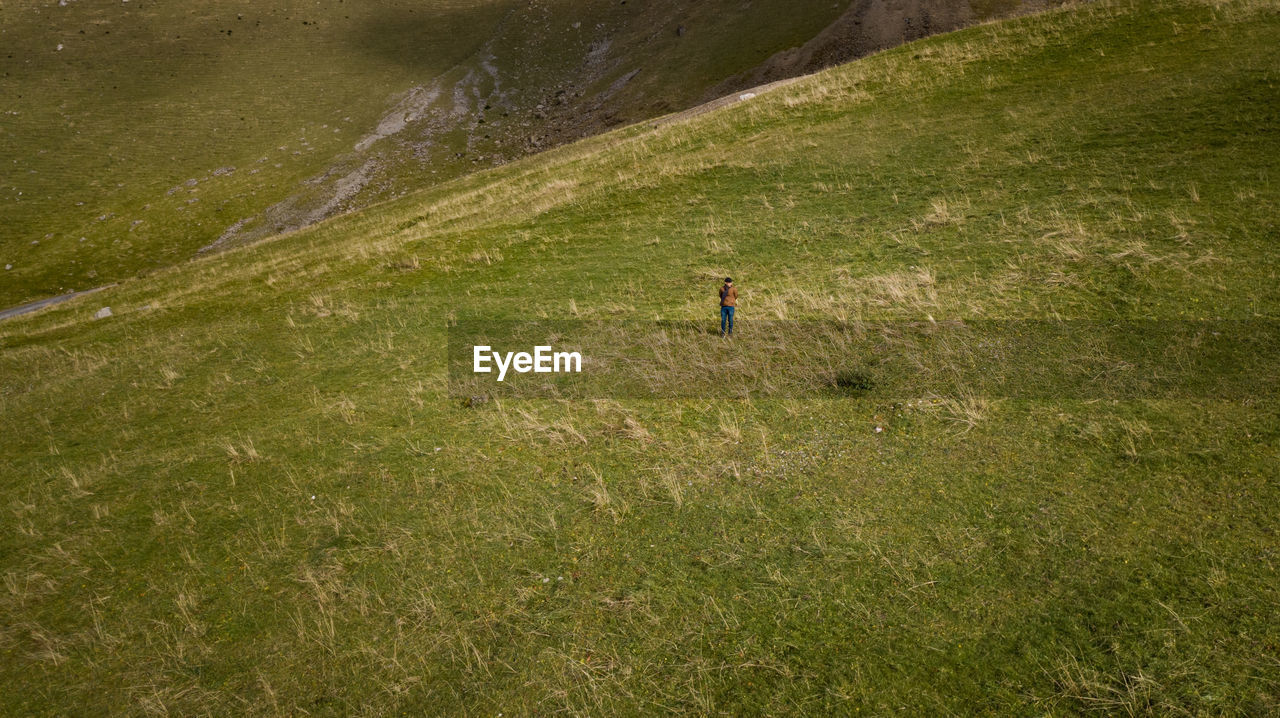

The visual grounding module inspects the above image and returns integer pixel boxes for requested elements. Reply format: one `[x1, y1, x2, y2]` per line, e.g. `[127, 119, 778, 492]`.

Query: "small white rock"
[94, 306, 112, 319]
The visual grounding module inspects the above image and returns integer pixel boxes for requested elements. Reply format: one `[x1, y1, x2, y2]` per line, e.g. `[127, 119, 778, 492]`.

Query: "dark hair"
[724, 277, 732, 283]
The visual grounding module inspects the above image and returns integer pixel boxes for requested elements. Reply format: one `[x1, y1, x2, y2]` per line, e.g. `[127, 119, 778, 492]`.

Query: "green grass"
[1, 0, 503, 306]
[0, 0, 860, 308]
[2, 0, 1279, 713]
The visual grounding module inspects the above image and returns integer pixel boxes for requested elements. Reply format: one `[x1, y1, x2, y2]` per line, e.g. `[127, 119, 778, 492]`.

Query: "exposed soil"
[0, 284, 115, 322]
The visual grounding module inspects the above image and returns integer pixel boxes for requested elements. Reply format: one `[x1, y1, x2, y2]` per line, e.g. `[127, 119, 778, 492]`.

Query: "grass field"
[2, 0, 1279, 713]
[0, 0, 864, 308]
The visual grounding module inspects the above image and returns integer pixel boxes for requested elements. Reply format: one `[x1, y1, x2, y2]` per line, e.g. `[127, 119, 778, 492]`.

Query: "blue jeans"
[720, 306, 735, 336]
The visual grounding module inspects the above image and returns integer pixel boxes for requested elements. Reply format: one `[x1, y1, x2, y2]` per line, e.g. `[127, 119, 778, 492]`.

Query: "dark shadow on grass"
[346, 2, 515, 73]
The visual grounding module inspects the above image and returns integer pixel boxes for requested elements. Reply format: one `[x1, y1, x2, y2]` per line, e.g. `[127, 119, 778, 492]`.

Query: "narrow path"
[0, 284, 116, 322]
[649, 76, 803, 128]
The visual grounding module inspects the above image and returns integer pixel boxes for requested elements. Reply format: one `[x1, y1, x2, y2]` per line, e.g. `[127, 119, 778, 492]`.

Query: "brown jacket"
[719, 284, 737, 307]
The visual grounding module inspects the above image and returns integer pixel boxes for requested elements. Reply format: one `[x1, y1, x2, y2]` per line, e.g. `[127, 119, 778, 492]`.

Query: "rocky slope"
[1, 0, 1064, 305]
[209, 0, 1066, 250]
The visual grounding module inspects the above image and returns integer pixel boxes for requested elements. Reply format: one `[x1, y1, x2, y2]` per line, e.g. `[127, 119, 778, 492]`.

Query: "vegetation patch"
[1, 0, 1277, 714]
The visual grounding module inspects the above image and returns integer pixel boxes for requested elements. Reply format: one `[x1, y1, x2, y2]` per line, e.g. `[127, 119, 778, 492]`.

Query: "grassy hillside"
[1, 0, 493, 302]
[0, 0, 848, 308]
[1, 0, 1056, 308]
[2, 0, 1278, 713]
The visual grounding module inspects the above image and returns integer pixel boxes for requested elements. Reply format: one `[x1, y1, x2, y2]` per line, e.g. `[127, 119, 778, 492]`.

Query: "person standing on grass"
[719, 277, 737, 337]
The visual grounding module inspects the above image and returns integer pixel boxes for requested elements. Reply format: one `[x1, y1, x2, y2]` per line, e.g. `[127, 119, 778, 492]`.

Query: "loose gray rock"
[94, 306, 112, 319]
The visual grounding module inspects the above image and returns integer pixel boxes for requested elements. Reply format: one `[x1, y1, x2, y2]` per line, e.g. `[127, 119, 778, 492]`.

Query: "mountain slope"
[1, 0, 1278, 714]
[1, 0, 1058, 308]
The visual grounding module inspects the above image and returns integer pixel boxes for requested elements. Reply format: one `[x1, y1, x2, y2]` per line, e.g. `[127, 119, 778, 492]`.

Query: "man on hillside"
[719, 277, 737, 337]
